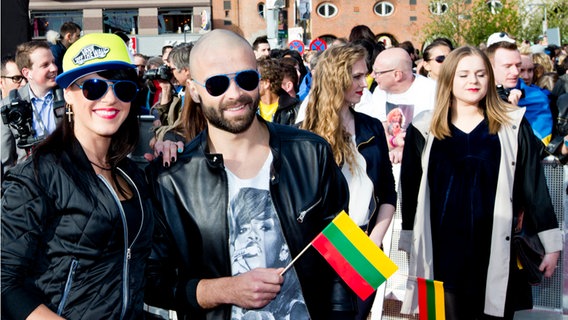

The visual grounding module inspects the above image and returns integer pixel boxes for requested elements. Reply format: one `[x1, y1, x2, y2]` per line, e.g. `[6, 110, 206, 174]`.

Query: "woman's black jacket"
[1, 141, 154, 319]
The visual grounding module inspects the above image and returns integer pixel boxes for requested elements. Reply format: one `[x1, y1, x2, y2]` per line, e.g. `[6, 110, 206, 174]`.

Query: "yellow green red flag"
[311, 211, 398, 300]
[417, 278, 445, 320]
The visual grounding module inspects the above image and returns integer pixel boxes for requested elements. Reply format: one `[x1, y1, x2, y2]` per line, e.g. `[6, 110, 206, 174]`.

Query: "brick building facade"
[28, 0, 446, 54]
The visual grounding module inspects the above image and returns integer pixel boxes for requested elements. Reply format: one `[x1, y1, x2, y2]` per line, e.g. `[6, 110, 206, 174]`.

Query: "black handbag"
[512, 211, 545, 285]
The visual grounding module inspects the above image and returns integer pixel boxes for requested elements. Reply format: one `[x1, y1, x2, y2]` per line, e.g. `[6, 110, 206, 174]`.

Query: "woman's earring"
[66, 105, 74, 122]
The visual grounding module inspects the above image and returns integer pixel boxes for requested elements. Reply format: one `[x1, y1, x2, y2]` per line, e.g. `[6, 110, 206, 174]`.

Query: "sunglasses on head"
[74, 78, 139, 102]
[193, 69, 260, 97]
[432, 55, 446, 63]
[1, 75, 25, 84]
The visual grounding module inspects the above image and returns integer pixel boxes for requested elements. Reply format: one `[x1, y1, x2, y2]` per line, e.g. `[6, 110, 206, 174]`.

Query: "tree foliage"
[521, 0, 568, 44]
[420, 0, 566, 48]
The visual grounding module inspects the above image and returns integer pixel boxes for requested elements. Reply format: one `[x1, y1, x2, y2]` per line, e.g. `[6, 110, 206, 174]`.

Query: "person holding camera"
[151, 43, 192, 131]
[139, 44, 194, 164]
[485, 33, 553, 147]
[1, 40, 60, 176]
[1, 33, 154, 320]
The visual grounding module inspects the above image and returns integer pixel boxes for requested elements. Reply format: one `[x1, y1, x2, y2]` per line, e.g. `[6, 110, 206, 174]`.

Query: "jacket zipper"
[57, 259, 79, 316]
[357, 136, 378, 233]
[98, 169, 144, 319]
[365, 196, 379, 234]
[297, 196, 322, 223]
[119, 168, 145, 250]
[357, 136, 375, 148]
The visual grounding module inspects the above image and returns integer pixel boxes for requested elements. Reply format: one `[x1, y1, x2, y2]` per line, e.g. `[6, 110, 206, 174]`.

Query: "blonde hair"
[301, 43, 367, 168]
[532, 52, 554, 73]
[536, 72, 558, 91]
[430, 45, 514, 139]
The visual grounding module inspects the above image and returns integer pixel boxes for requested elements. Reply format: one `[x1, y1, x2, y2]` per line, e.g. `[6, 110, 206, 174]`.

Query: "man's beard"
[200, 94, 259, 134]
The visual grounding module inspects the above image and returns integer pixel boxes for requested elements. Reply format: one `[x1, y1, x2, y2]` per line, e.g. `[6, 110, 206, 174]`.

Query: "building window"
[258, 2, 266, 18]
[486, 0, 503, 14]
[103, 9, 138, 34]
[224, 1, 231, 10]
[30, 10, 82, 38]
[316, 3, 338, 18]
[429, 1, 449, 15]
[409, 0, 416, 4]
[374, 2, 394, 17]
[410, 16, 417, 21]
[158, 8, 193, 34]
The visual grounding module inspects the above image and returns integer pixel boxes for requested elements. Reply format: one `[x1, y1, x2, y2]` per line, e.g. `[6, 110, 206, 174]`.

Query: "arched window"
[316, 3, 338, 18]
[429, 1, 449, 15]
[486, 0, 503, 14]
[374, 2, 395, 17]
[258, 2, 265, 18]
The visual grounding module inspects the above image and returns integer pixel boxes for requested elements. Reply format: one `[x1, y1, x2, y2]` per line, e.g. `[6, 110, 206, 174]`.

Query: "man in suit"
[1, 40, 59, 175]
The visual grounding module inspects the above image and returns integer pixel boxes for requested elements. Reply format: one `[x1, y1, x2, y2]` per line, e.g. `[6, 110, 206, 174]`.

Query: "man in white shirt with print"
[356, 47, 436, 164]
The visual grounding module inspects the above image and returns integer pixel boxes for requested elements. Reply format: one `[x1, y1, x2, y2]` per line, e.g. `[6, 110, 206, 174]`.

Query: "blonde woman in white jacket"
[399, 45, 561, 320]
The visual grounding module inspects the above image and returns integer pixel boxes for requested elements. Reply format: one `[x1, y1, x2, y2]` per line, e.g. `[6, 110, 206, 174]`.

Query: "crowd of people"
[1, 21, 567, 320]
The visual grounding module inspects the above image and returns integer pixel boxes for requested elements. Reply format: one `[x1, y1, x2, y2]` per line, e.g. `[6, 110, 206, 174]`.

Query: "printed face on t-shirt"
[233, 210, 278, 270]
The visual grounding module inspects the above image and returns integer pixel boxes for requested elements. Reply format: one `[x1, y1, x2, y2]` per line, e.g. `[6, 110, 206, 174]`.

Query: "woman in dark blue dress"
[400, 45, 561, 320]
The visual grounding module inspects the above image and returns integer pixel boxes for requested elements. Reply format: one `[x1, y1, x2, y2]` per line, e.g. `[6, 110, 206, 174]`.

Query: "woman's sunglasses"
[432, 55, 446, 63]
[193, 69, 260, 97]
[74, 79, 139, 102]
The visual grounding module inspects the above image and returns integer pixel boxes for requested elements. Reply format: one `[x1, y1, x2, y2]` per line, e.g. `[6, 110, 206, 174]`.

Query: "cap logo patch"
[72, 45, 110, 65]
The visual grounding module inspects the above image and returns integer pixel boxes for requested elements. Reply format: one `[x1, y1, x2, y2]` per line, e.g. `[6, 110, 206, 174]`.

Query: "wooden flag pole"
[280, 240, 314, 276]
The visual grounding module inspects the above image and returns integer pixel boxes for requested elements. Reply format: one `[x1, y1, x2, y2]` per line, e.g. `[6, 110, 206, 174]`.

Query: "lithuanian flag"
[311, 211, 398, 300]
[417, 278, 445, 320]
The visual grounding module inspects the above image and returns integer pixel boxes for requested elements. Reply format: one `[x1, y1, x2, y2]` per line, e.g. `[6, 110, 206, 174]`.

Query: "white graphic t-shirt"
[226, 152, 310, 320]
[355, 74, 436, 184]
[355, 74, 436, 125]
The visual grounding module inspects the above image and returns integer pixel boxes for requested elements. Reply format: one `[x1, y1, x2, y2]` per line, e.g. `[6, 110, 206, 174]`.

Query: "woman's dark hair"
[32, 68, 139, 201]
[269, 49, 283, 59]
[351, 38, 385, 73]
[418, 39, 455, 77]
[421, 38, 454, 62]
[273, 49, 308, 85]
[348, 25, 376, 44]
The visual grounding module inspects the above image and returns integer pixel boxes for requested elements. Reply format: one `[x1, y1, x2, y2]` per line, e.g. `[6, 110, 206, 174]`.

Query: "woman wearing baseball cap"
[1, 33, 154, 319]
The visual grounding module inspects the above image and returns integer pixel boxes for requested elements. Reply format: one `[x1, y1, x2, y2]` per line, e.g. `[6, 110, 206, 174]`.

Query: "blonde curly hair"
[301, 43, 367, 169]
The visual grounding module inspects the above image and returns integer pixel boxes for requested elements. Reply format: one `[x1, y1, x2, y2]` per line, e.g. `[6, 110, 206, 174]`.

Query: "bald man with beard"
[355, 47, 436, 164]
[146, 29, 355, 320]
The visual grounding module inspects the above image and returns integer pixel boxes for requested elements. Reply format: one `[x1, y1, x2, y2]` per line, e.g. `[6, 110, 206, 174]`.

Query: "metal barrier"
[532, 160, 566, 313]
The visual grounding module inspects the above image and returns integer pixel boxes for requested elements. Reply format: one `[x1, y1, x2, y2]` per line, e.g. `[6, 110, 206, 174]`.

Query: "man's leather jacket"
[273, 89, 300, 125]
[145, 118, 355, 319]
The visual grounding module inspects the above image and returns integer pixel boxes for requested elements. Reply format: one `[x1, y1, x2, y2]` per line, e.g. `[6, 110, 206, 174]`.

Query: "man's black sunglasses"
[193, 70, 260, 97]
[1, 75, 25, 84]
